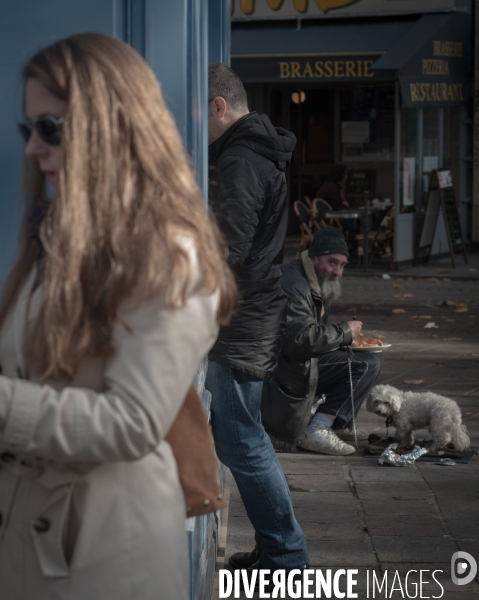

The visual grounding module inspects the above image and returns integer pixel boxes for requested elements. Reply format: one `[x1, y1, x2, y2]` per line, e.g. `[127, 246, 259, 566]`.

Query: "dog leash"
[347, 346, 358, 450]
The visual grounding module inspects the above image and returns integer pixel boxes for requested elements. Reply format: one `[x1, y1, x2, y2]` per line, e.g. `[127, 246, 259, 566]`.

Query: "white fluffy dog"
[367, 384, 470, 451]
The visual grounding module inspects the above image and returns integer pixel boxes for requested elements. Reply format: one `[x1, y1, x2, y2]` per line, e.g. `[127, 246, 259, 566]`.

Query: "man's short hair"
[208, 63, 248, 112]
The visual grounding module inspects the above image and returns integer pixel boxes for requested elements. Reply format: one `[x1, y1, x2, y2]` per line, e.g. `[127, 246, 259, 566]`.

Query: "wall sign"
[346, 169, 375, 206]
[232, 0, 457, 20]
[390, 14, 471, 108]
[232, 54, 390, 83]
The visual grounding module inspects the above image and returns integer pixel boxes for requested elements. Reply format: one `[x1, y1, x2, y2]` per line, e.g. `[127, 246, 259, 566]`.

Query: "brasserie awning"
[231, 18, 417, 84]
[372, 12, 472, 107]
[231, 12, 472, 106]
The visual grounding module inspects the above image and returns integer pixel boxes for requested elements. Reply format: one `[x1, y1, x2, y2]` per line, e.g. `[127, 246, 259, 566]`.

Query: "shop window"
[400, 109, 419, 212]
[422, 108, 440, 198]
[340, 86, 394, 163]
[289, 89, 333, 163]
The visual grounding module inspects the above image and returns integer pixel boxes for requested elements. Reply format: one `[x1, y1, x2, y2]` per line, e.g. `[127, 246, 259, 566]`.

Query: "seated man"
[261, 227, 383, 455]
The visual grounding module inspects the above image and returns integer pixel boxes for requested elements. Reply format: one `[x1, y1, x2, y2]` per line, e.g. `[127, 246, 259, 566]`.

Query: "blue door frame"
[0, 2, 231, 599]
[0, 0, 230, 281]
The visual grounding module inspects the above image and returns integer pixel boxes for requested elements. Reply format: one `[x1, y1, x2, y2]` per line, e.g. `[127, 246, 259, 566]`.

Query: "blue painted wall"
[0, 0, 230, 283]
[0, 2, 231, 598]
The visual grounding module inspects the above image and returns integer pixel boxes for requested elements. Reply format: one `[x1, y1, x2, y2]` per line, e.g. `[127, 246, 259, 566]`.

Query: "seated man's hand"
[347, 320, 363, 339]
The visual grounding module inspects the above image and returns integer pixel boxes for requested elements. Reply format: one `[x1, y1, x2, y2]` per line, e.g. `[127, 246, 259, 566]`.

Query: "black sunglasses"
[18, 116, 64, 147]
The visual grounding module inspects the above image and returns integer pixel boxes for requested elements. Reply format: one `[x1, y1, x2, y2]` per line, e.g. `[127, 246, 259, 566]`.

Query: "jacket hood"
[209, 111, 296, 166]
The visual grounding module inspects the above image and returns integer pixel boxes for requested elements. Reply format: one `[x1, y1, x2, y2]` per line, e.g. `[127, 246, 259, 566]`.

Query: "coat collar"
[300, 251, 325, 317]
[208, 112, 256, 166]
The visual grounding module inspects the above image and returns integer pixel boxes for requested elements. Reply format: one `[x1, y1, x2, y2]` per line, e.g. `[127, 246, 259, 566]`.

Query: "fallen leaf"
[403, 294, 413, 298]
[392, 308, 407, 314]
[392, 292, 400, 297]
[432, 334, 438, 338]
[346, 307, 357, 313]
[469, 268, 477, 272]
[436, 301, 445, 306]
[393, 284, 403, 289]
[437, 269, 450, 274]
[418, 315, 432, 319]
[443, 337, 462, 341]
[442, 278, 451, 282]
[446, 319, 456, 322]
[426, 277, 438, 282]
[453, 307, 468, 313]
[472, 354, 479, 357]
[404, 379, 427, 385]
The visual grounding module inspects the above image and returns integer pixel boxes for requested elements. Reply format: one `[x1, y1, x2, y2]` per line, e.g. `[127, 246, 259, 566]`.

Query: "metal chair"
[311, 198, 343, 231]
[356, 207, 394, 269]
[293, 200, 314, 257]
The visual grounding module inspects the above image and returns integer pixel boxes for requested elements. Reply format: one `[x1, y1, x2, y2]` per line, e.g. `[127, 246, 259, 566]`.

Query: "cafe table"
[325, 203, 392, 271]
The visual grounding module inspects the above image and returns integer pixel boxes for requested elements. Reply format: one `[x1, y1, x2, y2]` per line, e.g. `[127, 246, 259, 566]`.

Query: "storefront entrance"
[232, 11, 472, 267]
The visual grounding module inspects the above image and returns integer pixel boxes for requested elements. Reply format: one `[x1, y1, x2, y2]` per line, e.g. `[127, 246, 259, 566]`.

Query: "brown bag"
[165, 385, 226, 517]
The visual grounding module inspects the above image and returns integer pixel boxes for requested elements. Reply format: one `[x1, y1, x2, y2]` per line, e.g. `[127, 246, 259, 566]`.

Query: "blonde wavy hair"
[0, 32, 235, 380]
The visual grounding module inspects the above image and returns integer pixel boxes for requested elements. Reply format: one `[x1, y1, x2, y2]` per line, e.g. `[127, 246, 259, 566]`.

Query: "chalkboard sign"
[346, 169, 375, 207]
[416, 170, 467, 267]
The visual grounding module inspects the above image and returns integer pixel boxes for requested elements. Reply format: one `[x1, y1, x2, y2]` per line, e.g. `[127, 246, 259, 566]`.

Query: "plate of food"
[350, 338, 391, 353]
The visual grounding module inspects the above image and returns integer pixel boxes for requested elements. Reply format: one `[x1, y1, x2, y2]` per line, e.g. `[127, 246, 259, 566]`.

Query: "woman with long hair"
[0, 32, 235, 599]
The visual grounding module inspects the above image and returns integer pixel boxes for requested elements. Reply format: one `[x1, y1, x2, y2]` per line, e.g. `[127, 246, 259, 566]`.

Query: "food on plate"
[351, 338, 384, 348]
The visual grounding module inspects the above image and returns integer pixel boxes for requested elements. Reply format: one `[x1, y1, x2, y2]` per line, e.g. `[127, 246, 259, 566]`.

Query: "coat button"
[33, 518, 50, 533]
[0, 452, 15, 463]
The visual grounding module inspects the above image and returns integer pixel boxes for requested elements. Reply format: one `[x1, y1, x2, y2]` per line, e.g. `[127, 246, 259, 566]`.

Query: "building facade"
[232, 0, 473, 264]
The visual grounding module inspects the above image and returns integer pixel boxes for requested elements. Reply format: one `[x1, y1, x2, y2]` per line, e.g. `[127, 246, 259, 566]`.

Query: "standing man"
[205, 63, 309, 576]
[262, 227, 383, 454]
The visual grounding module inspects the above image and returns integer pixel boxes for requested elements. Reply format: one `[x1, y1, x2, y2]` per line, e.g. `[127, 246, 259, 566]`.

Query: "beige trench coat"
[0, 242, 219, 600]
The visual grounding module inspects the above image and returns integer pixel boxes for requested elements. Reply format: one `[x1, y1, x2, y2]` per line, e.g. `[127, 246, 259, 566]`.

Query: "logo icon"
[451, 551, 477, 585]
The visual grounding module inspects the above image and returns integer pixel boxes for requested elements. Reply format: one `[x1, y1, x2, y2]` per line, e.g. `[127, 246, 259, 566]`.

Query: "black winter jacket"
[208, 112, 296, 378]
[261, 253, 353, 444]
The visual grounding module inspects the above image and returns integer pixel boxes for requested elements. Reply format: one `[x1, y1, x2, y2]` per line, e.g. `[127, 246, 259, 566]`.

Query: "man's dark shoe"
[240, 560, 310, 592]
[228, 548, 259, 570]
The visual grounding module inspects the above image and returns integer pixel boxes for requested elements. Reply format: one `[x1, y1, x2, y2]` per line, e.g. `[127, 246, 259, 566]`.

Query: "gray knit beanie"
[308, 226, 349, 258]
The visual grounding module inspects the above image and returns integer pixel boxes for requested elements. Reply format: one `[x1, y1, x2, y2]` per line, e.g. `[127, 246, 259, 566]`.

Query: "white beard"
[316, 270, 342, 301]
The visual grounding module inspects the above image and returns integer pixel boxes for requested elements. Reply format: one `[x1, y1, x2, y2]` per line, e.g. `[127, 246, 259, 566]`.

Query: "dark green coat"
[261, 254, 353, 444]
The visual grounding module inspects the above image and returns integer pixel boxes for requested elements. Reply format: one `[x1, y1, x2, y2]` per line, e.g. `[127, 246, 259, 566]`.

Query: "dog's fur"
[367, 384, 470, 451]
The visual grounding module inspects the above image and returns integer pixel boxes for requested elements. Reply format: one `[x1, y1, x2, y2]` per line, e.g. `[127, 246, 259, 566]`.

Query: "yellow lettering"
[314, 61, 324, 77]
[345, 61, 355, 77]
[422, 59, 449, 75]
[433, 40, 463, 57]
[364, 60, 374, 77]
[422, 83, 431, 102]
[334, 61, 344, 77]
[290, 62, 301, 78]
[302, 62, 314, 78]
[324, 61, 333, 77]
[440, 83, 447, 100]
[279, 62, 290, 79]
[409, 81, 464, 103]
[410, 83, 419, 102]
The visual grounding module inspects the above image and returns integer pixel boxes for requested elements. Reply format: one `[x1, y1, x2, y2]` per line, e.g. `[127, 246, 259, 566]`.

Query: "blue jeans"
[206, 361, 309, 570]
[316, 350, 384, 429]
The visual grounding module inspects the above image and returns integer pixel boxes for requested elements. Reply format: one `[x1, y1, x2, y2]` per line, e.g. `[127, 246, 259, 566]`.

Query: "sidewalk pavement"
[213, 275, 479, 599]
